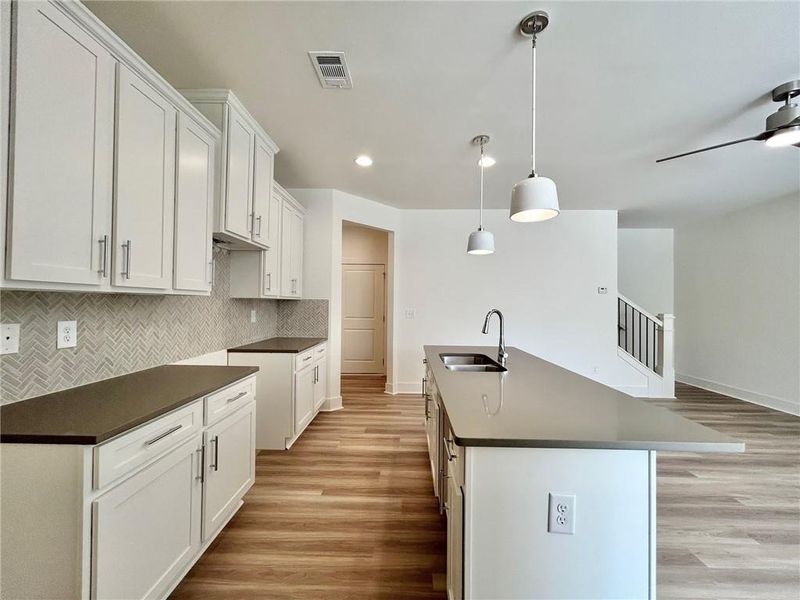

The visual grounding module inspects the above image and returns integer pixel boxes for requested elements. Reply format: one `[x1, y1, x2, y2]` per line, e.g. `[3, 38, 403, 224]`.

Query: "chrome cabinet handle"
[195, 446, 204, 482]
[226, 390, 248, 404]
[210, 435, 220, 471]
[209, 259, 215, 285]
[256, 215, 262, 236]
[122, 240, 132, 279]
[303, 355, 312, 363]
[265, 272, 271, 291]
[248, 212, 254, 233]
[145, 424, 182, 446]
[98, 235, 109, 277]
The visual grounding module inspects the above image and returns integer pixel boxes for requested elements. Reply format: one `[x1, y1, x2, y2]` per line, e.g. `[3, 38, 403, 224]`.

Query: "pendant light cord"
[530, 34, 537, 177]
[479, 139, 485, 230]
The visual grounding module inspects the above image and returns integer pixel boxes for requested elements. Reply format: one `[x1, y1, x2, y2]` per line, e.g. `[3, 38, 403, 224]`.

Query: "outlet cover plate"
[57, 320, 77, 349]
[548, 493, 576, 534]
[1, 324, 20, 355]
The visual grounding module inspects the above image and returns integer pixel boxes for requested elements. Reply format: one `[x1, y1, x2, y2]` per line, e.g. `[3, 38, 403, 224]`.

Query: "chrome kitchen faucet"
[482, 309, 508, 366]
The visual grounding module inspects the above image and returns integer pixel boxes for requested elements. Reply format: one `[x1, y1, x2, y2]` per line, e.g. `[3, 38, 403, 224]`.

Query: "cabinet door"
[294, 365, 315, 435]
[114, 64, 176, 289]
[261, 247, 279, 297]
[280, 202, 294, 296]
[92, 435, 202, 600]
[446, 473, 464, 600]
[267, 187, 282, 252]
[203, 403, 256, 539]
[174, 113, 214, 292]
[224, 106, 254, 239]
[7, 1, 114, 285]
[313, 355, 327, 411]
[291, 210, 304, 297]
[251, 136, 274, 248]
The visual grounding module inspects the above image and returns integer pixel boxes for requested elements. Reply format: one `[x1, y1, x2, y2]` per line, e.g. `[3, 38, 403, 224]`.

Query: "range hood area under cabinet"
[1, 1, 219, 295]
[229, 183, 305, 299]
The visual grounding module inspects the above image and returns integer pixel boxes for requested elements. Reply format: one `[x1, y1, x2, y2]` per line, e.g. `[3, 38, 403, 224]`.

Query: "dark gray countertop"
[425, 345, 744, 452]
[0, 365, 258, 445]
[228, 337, 326, 354]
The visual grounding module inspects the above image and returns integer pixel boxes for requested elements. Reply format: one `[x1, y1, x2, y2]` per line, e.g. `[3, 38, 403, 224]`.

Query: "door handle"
[122, 240, 132, 279]
[98, 235, 109, 277]
[145, 424, 182, 446]
[210, 435, 220, 471]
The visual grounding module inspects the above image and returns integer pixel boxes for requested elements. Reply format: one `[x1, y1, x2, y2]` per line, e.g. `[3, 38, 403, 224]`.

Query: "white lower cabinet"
[228, 341, 327, 450]
[446, 463, 464, 600]
[203, 402, 256, 539]
[0, 375, 256, 600]
[92, 435, 202, 600]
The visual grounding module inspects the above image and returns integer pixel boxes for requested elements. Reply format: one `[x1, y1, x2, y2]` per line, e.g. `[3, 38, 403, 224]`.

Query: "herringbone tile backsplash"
[0, 249, 328, 404]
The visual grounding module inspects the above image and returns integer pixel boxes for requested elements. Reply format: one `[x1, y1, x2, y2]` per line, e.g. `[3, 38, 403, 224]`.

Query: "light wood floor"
[172, 379, 799, 599]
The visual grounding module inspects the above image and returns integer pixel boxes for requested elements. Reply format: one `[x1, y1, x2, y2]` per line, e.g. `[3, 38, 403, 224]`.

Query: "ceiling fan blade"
[656, 132, 768, 163]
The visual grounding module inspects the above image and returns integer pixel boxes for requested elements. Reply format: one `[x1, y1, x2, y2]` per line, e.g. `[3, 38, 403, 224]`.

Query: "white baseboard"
[320, 396, 343, 411]
[676, 373, 800, 416]
[386, 381, 423, 395]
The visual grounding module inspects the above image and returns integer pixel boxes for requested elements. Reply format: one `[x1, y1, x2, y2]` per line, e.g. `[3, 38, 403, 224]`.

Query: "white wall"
[394, 208, 644, 393]
[618, 229, 674, 315]
[295, 188, 648, 401]
[675, 195, 800, 415]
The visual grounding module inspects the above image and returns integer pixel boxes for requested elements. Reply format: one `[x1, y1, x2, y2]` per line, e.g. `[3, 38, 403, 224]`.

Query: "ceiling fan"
[657, 80, 800, 163]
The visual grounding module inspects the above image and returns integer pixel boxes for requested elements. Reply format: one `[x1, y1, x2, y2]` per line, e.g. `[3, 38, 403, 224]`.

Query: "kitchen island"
[423, 345, 743, 600]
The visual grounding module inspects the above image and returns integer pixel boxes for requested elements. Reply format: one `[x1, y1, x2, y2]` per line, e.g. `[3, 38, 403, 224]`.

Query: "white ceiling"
[86, 1, 800, 226]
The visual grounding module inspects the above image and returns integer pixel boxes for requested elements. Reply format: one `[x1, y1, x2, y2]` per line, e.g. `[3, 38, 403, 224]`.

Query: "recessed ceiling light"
[478, 155, 496, 167]
[355, 155, 373, 167]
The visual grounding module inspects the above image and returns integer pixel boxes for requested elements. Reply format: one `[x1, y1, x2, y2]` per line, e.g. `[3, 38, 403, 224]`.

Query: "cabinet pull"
[145, 424, 182, 446]
[210, 435, 220, 471]
[248, 212, 254, 233]
[196, 446, 205, 482]
[256, 215, 262, 236]
[265, 272, 271, 291]
[122, 240, 132, 279]
[303, 355, 312, 362]
[98, 235, 109, 277]
[209, 259, 215, 285]
[226, 390, 248, 404]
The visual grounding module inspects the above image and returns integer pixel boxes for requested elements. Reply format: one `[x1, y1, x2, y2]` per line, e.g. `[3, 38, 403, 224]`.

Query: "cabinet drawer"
[444, 427, 465, 489]
[205, 376, 255, 426]
[313, 343, 327, 359]
[295, 349, 315, 371]
[94, 401, 202, 490]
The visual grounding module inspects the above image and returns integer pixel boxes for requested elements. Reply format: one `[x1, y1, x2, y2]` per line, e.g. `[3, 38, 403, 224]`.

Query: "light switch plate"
[548, 493, 576, 534]
[1, 324, 20, 355]
[250, 309, 257, 323]
[57, 320, 77, 349]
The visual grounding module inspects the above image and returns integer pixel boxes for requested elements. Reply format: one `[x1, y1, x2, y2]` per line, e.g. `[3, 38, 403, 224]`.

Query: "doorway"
[341, 222, 388, 376]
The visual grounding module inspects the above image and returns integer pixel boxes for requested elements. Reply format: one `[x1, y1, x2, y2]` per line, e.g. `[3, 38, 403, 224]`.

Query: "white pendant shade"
[510, 176, 559, 222]
[467, 229, 495, 255]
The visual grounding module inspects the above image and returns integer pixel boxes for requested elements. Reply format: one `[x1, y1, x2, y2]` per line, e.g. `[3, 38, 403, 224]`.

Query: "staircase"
[617, 294, 675, 398]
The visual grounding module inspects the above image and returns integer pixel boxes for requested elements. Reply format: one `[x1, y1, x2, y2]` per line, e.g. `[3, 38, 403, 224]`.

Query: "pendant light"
[467, 135, 495, 255]
[510, 11, 560, 223]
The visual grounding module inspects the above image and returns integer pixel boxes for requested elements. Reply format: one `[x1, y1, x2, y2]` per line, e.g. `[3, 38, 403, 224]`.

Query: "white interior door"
[113, 63, 176, 289]
[342, 264, 385, 374]
[8, 1, 114, 285]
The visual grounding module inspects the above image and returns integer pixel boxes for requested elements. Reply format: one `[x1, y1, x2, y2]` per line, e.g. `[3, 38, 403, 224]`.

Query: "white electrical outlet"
[250, 309, 257, 323]
[548, 493, 576, 534]
[57, 320, 77, 349]
[1, 324, 20, 355]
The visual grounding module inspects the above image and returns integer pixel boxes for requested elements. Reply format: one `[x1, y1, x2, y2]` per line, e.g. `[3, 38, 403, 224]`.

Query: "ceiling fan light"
[765, 125, 800, 148]
[510, 176, 559, 223]
[467, 229, 495, 255]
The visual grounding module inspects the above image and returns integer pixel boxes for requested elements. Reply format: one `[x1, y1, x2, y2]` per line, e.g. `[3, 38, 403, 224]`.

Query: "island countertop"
[425, 345, 744, 452]
[0, 365, 258, 445]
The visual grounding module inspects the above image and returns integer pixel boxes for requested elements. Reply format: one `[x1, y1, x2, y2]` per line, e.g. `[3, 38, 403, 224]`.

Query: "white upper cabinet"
[174, 113, 217, 293]
[224, 106, 255, 240]
[1, 1, 220, 295]
[113, 64, 176, 290]
[279, 187, 304, 299]
[182, 90, 279, 250]
[252, 135, 276, 248]
[6, 1, 115, 286]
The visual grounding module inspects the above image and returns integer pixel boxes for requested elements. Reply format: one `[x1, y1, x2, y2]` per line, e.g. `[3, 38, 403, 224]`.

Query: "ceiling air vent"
[309, 51, 352, 89]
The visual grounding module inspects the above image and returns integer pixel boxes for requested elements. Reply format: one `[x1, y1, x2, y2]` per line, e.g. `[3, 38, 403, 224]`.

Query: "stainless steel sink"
[439, 353, 508, 372]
